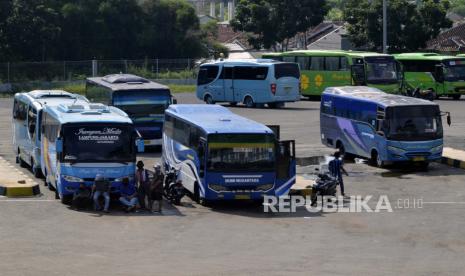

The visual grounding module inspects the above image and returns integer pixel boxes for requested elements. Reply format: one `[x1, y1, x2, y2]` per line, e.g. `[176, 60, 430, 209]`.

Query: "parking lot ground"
[1, 95, 465, 275]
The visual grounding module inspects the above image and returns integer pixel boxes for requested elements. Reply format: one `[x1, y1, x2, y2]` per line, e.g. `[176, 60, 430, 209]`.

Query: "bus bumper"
[143, 138, 162, 146]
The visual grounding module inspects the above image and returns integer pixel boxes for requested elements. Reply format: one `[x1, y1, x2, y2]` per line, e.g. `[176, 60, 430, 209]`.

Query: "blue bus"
[86, 74, 176, 146]
[12, 90, 89, 178]
[162, 104, 296, 203]
[41, 102, 144, 204]
[196, 59, 300, 108]
[320, 86, 448, 168]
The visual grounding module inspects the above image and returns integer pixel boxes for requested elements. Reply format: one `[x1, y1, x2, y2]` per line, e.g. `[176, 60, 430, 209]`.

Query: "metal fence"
[0, 59, 198, 84]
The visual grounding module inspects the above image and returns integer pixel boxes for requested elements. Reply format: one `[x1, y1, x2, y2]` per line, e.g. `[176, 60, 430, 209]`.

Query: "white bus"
[196, 59, 301, 108]
[12, 90, 89, 177]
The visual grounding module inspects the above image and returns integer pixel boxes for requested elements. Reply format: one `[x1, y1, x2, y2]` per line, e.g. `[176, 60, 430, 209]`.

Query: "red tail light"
[270, 83, 277, 95]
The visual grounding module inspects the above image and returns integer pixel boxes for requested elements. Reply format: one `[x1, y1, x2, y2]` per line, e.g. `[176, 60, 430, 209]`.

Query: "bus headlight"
[387, 146, 406, 154]
[62, 175, 84, 183]
[431, 145, 443, 152]
[256, 184, 274, 192]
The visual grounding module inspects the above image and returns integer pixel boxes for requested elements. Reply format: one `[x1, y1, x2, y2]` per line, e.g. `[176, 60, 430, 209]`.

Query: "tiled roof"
[427, 23, 465, 52]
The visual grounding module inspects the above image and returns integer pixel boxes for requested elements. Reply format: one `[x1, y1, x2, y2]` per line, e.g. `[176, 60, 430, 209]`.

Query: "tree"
[140, 0, 206, 58]
[231, 0, 328, 50]
[344, 0, 452, 52]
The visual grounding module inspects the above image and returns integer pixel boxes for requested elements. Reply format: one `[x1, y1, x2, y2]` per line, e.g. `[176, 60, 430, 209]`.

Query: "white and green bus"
[262, 50, 402, 98]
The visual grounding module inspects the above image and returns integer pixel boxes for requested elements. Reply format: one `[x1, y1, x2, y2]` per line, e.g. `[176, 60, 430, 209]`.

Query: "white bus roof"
[15, 90, 89, 109]
[87, 74, 169, 91]
[201, 59, 282, 67]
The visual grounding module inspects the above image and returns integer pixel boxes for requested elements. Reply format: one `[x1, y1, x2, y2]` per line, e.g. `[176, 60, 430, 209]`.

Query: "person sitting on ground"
[92, 174, 111, 213]
[72, 183, 91, 210]
[119, 177, 138, 212]
[328, 151, 349, 196]
[150, 164, 164, 213]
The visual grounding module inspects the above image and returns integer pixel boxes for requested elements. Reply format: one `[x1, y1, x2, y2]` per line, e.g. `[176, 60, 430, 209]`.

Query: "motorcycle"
[310, 170, 339, 207]
[163, 168, 185, 205]
[406, 87, 435, 101]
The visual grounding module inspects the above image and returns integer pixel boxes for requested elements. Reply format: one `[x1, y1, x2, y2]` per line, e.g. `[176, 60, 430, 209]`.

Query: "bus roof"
[15, 90, 89, 109]
[166, 104, 274, 135]
[201, 59, 280, 67]
[264, 50, 393, 58]
[323, 86, 437, 107]
[43, 102, 133, 125]
[86, 74, 169, 91]
[394, 52, 465, 61]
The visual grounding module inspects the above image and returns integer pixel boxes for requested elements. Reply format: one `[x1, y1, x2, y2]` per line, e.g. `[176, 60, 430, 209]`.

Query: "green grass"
[168, 84, 196, 93]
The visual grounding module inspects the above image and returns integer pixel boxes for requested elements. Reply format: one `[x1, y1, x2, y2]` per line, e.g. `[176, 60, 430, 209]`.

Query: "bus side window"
[198, 65, 219, 85]
[340, 57, 349, 71]
[283, 56, 296, 63]
[310, 57, 324, 71]
[14, 100, 27, 122]
[296, 56, 310, 70]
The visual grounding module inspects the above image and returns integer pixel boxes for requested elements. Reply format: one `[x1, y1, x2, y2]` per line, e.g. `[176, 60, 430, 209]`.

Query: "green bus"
[394, 53, 465, 100]
[262, 50, 401, 97]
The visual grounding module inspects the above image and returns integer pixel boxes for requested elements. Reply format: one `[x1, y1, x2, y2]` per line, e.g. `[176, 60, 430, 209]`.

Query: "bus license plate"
[235, 194, 250, 200]
[144, 140, 151, 145]
[412, 157, 425, 162]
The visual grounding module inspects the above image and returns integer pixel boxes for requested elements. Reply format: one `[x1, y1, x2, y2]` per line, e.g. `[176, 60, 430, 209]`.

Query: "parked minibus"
[86, 74, 176, 146]
[196, 59, 300, 108]
[41, 102, 144, 204]
[394, 53, 465, 100]
[320, 86, 450, 168]
[162, 104, 296, 203]
[262, 50, 401, 97]
[12, 90, 89, 177]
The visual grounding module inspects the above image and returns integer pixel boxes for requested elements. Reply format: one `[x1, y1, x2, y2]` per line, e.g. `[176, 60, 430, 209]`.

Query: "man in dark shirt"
[328, 151, 349, 196]
[119, 177, 138, 212]
[92, 174, 111, 213]
[150, 164, 164, 213]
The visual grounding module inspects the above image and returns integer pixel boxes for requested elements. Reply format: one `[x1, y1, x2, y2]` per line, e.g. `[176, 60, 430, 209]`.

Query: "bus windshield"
[113, 90, 171, 124]
[444, 60, 465, 81]
[207, 134, 276, 172]
[385, 106, 443, 141]
[62, 124, 134, 163]
[365, 57, 397, 84]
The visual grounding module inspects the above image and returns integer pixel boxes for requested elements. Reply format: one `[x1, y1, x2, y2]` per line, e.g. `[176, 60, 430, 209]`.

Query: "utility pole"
[383, 0, 387, 53]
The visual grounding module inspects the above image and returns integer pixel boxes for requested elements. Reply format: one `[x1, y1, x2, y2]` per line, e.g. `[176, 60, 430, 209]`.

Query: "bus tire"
[371, 150, 384, 168]
[18, 150, 27, 168]
[193, 182, 200, 202]
[61, 194, 72, 205]
[230, 102, 237, 107]
[31, 158, 42, 178]
[418, 162, 429, 171]
[204, 95, 215, 104]
[452, 94, 461, 100]
[244, 96, 255, 108]
[54, 185, 60, 199]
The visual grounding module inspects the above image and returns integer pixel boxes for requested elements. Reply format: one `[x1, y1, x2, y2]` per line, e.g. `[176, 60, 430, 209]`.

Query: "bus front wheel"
[204, 95, 215, 104]
[452, 94, 461, 100]
[31, 158, 42, 178]
[371, 151, 384, 168]
[244, 96, 255, 108]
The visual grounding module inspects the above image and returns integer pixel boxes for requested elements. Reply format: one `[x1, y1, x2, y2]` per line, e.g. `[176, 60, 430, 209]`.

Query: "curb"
[0, 183, 41, 197]
[441, 156, 465, 170]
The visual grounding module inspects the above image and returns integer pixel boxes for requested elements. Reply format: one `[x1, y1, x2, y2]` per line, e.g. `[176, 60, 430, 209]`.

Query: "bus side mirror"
[447, 114, 451, 126]
[172, 98, 177, 105]
[56, 138, 63, 154]
[136, 139, 145, 153]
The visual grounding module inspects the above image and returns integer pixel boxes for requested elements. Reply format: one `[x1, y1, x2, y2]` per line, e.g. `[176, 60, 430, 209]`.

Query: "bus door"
[276, 140, 295, 180]
[351, 58, 366, 85]
[222, 66, 235, 102]
[24, 105, 38, 162]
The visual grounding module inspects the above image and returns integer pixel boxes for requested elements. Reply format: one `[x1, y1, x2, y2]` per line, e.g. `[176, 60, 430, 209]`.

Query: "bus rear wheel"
[31, 158, 42, 178]
[452, 94, 461, 100]
[244, 96, 255, 108]
[371, 151, 384, 168]
[18, 150, 27, 168]
[204, 95, 215, 104]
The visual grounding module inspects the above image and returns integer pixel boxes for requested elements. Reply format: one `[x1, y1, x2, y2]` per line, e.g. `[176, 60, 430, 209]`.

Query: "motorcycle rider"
[328, 151, 349, 197]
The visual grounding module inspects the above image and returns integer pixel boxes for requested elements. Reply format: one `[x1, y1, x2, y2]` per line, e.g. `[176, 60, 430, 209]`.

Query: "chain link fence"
[0, 59, 198, 84]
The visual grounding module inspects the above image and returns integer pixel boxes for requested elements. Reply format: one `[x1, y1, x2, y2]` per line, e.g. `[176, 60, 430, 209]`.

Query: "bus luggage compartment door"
[276, 140, 295, 180]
